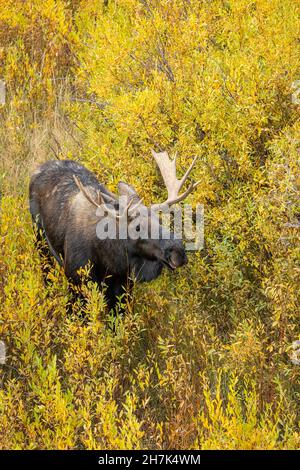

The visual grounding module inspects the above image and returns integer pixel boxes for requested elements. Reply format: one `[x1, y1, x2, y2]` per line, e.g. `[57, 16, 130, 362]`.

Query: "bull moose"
[29, 150, 199, 314]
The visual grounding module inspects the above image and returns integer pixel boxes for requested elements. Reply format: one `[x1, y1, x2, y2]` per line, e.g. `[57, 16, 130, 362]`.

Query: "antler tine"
[151, 150, 179, 201]
[151, 150, 200, 209]
[73, 174, 117, 218]
[120, 197, 134, 216]
[106, 197, 134, 220]
[73, 175, 134, 220]
[167, 180, 200, 206]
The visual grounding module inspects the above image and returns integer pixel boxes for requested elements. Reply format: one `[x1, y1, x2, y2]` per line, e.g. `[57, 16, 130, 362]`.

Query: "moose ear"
[117, 181, 141, 201]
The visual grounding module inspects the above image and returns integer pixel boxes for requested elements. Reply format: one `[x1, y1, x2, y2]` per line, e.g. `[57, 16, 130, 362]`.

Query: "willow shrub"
[0, 0, 299, 449]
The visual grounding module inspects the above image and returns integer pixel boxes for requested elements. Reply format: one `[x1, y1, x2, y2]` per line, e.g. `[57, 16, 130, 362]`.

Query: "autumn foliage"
[0, 0, 299, 449]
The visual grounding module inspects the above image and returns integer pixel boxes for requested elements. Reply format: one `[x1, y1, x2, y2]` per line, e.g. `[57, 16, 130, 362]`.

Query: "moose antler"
[151, 150, 200, 210]
[73, 175, 134, 220]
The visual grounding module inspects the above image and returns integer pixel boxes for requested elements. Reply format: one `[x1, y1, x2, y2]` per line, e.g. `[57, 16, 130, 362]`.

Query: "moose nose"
[168, 248, 188, 269]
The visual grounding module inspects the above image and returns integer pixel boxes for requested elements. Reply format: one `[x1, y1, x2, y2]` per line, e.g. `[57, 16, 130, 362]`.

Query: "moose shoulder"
[29, 151, 199, 314]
